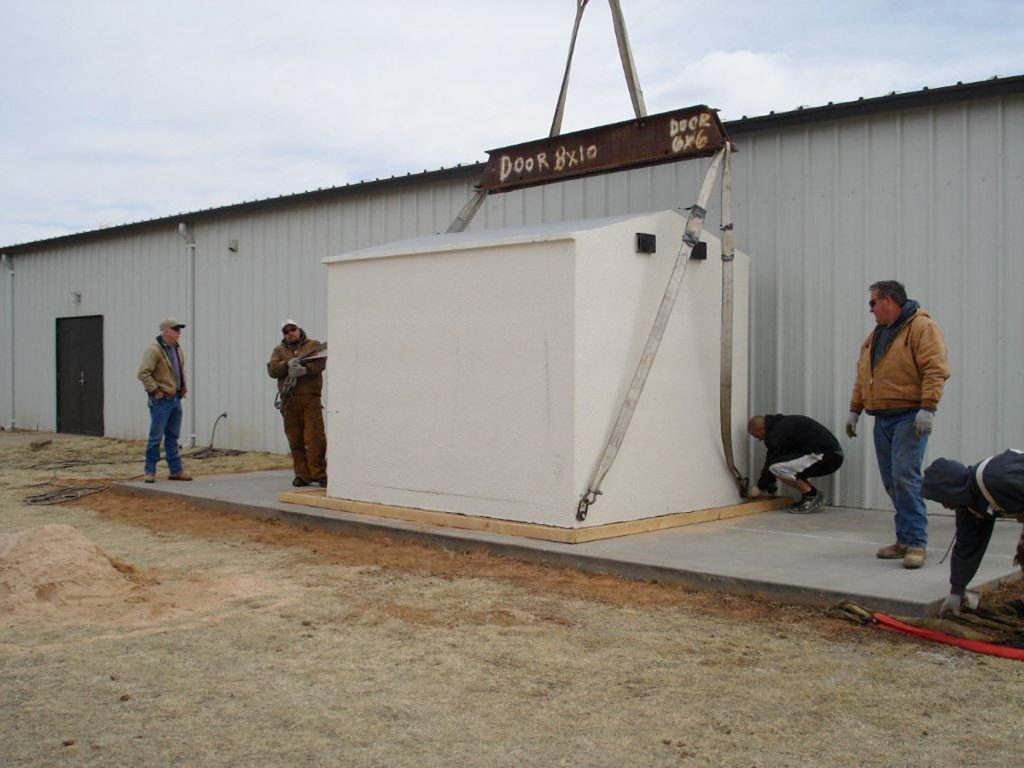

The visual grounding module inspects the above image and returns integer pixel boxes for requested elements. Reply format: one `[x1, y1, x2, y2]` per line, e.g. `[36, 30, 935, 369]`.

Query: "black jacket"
[922, 450, 1024, 595]
[756, 414, 842, 492]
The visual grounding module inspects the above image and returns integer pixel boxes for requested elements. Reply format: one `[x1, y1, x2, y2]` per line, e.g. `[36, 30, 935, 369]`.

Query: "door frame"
[55, 314, 105, 436]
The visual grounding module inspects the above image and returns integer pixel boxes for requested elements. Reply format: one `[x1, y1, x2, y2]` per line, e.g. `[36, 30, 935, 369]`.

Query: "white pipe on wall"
[1, 254, 14, 430]
[177, 223, 197, 448]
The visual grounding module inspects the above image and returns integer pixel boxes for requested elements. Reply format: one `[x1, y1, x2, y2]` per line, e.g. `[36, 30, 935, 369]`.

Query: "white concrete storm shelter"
[317, 210, 757, 536]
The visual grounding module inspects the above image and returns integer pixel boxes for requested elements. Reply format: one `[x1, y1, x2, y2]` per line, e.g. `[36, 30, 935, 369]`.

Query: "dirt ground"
[1, 434, 1021, 767]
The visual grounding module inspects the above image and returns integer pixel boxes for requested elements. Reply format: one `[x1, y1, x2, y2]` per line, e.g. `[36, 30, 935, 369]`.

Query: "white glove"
[845, 411, 860, 438]
[746, 486, 763, 500]
[287, 359, 307, 377]
[938, 592, 962, 618]
[914, 409, 934, 437]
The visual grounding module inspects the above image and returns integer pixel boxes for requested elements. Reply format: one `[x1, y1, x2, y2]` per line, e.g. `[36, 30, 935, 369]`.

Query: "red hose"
[873, 612, 1024, 661]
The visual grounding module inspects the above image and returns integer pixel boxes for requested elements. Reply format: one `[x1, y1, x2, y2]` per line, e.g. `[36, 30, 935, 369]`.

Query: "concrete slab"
[113, 470, 1023, 617]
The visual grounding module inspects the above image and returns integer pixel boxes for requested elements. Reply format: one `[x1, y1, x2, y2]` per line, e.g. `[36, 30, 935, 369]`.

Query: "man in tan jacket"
[846, 280, 950, 568]
[267, 319, 327, 487]
[137, 317, 192, 483]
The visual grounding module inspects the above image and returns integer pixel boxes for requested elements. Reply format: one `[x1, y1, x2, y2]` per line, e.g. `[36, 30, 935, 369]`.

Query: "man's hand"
[288, 358, 307, 377]
[914, 409, 934, 437]
[151, 390, 164, 400]
[938, 593, 962, 619]
[746, 486, 763, 500]
[845, 411, 860, 438]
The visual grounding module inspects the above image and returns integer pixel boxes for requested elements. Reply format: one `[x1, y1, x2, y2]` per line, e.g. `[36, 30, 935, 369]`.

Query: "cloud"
[648, 49, 904, 120]
[1, 0, 1023, 247]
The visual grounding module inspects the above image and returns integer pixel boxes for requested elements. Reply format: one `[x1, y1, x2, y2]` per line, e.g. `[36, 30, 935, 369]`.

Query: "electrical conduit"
[177, 223, 197, 448]
[1, 254, 13, 430]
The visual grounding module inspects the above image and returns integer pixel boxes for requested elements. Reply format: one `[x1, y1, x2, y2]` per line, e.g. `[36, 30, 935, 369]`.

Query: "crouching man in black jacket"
[921, 450, 1024, 617]
[747, 414, 844, 513]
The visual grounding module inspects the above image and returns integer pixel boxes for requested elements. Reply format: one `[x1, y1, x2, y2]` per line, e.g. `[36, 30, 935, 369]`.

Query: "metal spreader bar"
[451, 0, 656, 234]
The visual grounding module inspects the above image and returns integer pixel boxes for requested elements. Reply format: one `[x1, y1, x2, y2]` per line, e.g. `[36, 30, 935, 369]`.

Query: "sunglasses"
[869, 298, 882, 309]
[283, 326, 298, 333]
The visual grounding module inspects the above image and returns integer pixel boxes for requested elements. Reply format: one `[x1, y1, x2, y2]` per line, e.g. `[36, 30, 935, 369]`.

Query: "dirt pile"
[0, 522, 292, 632]
[0, 524, 142, 617]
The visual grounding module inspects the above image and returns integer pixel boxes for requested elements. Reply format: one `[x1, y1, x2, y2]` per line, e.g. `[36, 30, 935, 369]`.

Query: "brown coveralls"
[267, 333, 327, 483]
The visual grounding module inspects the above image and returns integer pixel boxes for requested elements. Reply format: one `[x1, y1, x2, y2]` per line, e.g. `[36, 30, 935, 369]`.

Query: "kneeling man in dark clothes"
[747, 414, 844, 513]
[921, 450, 1024, 617]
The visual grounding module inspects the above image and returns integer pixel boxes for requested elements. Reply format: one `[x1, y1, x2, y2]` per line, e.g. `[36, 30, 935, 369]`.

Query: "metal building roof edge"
[724, 73, 1024, 135]
[3, 74, 1022, 255]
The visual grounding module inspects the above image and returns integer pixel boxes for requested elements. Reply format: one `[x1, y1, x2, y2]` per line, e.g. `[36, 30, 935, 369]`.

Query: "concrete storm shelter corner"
[314, 210, 757, 537]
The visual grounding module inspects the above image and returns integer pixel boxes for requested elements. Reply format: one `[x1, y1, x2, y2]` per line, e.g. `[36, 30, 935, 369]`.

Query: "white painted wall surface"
[327, 233, 577, 523]
[325, 212, 748, 528]
[571, 213, 749, 526]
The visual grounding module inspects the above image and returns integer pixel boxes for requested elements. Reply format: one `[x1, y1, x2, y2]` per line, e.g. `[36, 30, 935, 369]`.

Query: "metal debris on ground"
[24, 485, 110, 505]
[189, 447, 243, 459]
[31, 459, 95, 470]
[827, 598, 1024, 659]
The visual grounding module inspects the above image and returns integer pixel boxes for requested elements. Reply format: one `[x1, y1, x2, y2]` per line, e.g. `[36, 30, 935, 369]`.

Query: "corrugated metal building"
[2, 76, 1022, 511]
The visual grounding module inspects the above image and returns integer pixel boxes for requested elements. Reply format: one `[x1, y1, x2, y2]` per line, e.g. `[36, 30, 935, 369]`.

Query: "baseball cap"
[160, 317, 185, 331]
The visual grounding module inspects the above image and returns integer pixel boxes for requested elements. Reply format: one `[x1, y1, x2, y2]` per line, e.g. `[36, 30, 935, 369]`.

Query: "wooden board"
[276, 489, 790, 544]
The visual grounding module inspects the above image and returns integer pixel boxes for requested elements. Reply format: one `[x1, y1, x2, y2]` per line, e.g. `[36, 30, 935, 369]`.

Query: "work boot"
[292, 477, 310, 487]
[168, 472, 193, 481]
[317, 477, 328, 488]
[876, 543, 908, 560]
[144, 474, 156, 484]
[903, 547, 927, 569]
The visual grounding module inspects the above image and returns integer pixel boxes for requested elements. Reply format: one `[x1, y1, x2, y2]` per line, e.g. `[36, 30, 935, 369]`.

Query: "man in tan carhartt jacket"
[137, 317, 192, 483]
[267, 319, 327, 487]
[846, 280, 950, 569]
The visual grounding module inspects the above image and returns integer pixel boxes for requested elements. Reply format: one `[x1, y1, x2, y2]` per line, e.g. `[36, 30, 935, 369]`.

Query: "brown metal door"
[56, 316, 104, 436]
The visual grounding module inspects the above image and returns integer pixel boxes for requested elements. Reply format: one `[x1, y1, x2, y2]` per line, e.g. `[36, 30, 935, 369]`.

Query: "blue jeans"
[145, 395, 183, 475]
[873, 410, 929, 548]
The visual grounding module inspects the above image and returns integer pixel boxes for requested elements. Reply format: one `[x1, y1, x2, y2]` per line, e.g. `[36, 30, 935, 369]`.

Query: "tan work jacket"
[137, 339, 187, 398]
[267, 334, 326, 397]
[850, 308, 949, 413]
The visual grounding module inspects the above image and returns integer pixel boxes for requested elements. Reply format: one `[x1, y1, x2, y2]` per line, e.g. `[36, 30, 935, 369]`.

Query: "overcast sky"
[2, 0, 1022, 247]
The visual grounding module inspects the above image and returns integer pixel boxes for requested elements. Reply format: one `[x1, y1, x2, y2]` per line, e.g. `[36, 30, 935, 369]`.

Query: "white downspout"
[177, 223, 197, 448]
[1, 254, 13, 430]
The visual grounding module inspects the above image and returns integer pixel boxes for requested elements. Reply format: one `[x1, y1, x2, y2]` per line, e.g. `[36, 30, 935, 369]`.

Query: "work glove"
[938, 592, 963, 619]
[914, 409, 934, 437]
[746, 486, 763, 500]
[845, 411, 860, 438]
[287, 359, 307, 377]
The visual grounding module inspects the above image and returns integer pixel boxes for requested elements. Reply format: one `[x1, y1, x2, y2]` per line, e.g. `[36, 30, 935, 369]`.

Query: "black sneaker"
[292, 477, 310, 487]
[790, 489, 824, 514]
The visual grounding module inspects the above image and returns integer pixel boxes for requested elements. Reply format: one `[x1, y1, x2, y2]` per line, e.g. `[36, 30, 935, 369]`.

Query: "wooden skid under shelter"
[276, 489, 790, 544]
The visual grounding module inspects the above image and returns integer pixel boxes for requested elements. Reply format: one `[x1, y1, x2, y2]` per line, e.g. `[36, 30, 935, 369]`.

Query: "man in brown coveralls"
[267, 319, 327, 487]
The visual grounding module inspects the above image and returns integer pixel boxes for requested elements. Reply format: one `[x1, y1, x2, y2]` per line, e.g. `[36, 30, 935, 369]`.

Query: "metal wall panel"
[7, 229, 187, 438]
[2, 94, 1021, 512]
[0, 179, 474, 454]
